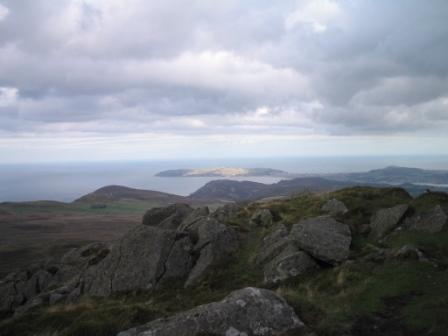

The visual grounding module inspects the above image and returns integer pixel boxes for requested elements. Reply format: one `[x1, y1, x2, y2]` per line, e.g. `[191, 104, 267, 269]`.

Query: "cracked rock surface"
[117, 287, 305, 336]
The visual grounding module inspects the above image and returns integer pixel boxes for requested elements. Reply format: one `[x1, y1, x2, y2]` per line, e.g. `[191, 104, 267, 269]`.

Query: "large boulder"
[250, 208, 273, 227]
[142, 203, 193, 230]
[185, 217, 238, 287]
[83, 225, 194, 296]
[370, 204, 409, 237]
[117, 287, 305, 336]
[290, 216, 351, 265]
[405, 205, 447, 233]
[322, 198, 348, 216]
[263, 244, 318, 286]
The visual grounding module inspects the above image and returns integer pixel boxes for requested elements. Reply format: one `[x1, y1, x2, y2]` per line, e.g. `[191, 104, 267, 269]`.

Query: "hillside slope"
[74, 185, 186, 203]
[2, 187, 448, 335]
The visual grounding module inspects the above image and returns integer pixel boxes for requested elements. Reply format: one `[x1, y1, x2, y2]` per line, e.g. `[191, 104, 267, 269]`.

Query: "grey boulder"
[177, 206, 210, 232]
[263, 244, 318, 286]
[83, 225, 193, 296]
[255, 224, 290, 265]
[290, 216, 351, 264]
[117, 287, 305, 336]
[322, 198, 348, 216]
[185, 217, 238, 287]
[405, 205, 447, 233]
[370, 204, 409, 237]
[250, 208, 273, 227]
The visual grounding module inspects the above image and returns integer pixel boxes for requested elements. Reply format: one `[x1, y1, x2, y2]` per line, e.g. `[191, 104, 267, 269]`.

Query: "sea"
[1, 156, 448, 202]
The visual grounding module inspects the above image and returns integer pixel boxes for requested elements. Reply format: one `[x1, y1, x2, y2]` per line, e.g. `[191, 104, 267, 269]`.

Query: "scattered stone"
[290, 216, 351, 264]
[370, 204, 409, 238]
[250, 208, 273, 227]
[322, 198, 348, 216]
[117, 287, 305, 336]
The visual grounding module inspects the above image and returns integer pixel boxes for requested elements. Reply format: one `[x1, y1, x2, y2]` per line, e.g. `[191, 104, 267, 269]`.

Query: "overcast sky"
[0, 0, 447, 162]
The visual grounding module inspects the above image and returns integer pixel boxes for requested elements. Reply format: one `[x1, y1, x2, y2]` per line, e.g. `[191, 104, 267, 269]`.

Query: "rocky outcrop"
[1, 202, 240, 315]
[250, 208, 273, 227]
[117, 287, 305, 336]
[142, 203, 193, 230]
[369, 204, 409, 237]
[185, 217, 238, 287]
[82, 226, 190, 296]
[322, 198, 348, 215]
[0, 241, 111, 315]
[177, 206, 210, 232]
[256, 223, 319, 285]
[211, 203, 242, 223]
[290, 216, 351, 264]
[404, 205, 447, 233]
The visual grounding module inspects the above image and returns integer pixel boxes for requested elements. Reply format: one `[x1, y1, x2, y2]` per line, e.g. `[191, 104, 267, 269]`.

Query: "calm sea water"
[1, 156, 448, 202]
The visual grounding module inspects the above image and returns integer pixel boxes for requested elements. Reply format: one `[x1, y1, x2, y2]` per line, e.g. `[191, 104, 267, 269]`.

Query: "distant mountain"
[155, 167, 288, 177]
[189, 177, 357, 202]
[328, 166, 448, 185]
[74, 185, 186, 203]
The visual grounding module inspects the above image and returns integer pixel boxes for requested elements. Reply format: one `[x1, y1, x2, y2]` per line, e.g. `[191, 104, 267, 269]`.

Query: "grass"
[1, 186, 448, 336]
[0, 200, 167, 216]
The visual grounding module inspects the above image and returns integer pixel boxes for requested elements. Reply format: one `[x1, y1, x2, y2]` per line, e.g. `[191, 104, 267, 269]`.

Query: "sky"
[0, 0, 448, 163]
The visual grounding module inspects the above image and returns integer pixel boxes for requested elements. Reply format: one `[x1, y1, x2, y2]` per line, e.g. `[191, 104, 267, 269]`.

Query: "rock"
[117, 287, 305, 336]
[322, 198, 348, 216]
[177, 206, 210, 232]
[290, 216, 351, 264]
[250, 208, 273, 227]
[185, 218, 238, 287]
[405, 205, 447, 233]
[393, 245, 425, 261]
[370, 204, 409, 237]
[211, 203, 241, 223]
[0, 281, 17, 313]
[49, 292, 65, 305]
[142, 203, 193, 230]
[83, 225, 193, 296]
[57, 242, 111, 283]
[159, 234, 194, 283]
[263, 244, 318, 285]
[255, 224, 290, 265]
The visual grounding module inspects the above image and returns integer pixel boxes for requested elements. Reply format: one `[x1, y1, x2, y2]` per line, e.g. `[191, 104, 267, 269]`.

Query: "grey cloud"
[0, 0, 447, 139]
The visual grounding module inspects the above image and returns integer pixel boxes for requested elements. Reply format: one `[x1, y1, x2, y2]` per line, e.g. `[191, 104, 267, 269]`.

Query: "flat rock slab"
[117, 287, 305, 336]
[290, 216, 351, 264]
[370, 204, 409, 237]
